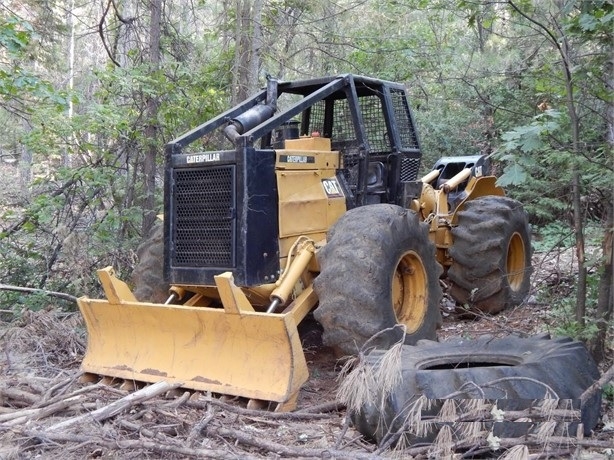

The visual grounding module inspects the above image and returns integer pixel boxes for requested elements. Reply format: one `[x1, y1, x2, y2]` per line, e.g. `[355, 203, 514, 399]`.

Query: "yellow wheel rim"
[507, 232, 526, 291]
[392, 250, 428, 334]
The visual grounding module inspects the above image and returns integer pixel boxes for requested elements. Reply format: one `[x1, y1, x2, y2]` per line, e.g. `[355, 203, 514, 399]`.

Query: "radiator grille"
[172, 166, 235, 267]
[400, 156, 421, 182]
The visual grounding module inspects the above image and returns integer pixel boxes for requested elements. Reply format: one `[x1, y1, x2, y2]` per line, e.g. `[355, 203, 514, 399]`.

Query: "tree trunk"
[591, 53, 614, 362]
[590, 201, 613, 362]
[142, 0, 162, 236]
[230, 0, 263, 104]
[232, 0, 251, 104]
[248, 0, 263, 95]
[19, 119, 31, 200]
[64, 0, 75, 168]
[560, 35, 587, 327]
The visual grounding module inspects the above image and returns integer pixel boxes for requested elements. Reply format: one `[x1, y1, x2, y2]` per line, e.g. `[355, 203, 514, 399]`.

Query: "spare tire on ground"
[346, 334, 601, 447]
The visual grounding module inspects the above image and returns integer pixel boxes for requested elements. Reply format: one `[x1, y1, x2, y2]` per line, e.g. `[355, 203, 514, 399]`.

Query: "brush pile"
[1, 310, 612, 459]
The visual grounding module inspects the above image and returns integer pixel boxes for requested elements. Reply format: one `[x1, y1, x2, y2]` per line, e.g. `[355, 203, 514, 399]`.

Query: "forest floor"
[0, 162, 613, 458]
[0, 250, 613, 459]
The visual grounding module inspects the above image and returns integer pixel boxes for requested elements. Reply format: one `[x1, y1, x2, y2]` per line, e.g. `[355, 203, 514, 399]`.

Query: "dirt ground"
[1, 250, 613, 458]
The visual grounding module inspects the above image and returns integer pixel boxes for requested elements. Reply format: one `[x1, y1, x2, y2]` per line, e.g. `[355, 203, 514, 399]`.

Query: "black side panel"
[241, 148, 280, 284]
[164, 147, 279, 286]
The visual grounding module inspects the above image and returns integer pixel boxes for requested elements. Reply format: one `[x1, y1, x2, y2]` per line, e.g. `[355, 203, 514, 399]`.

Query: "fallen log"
[46, 380, 182, 432]
[581, 362, 614, 404]
[0, 396, 84, 426]
[0, 386, 39, 407]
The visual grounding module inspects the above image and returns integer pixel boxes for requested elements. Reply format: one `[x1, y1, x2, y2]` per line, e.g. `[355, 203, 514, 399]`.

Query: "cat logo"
[322, 178, 344, 198]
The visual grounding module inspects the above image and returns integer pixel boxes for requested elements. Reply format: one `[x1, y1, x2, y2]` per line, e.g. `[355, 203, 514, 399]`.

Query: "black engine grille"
[400, 156, 421, 182]
[171, 166, 235, 268]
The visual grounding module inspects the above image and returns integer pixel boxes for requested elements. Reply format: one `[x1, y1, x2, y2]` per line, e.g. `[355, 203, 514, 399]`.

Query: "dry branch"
[38, 382, 107, 408]
[0, 396, 85, 426]
[208, 425, 379, 459]
[422, 407, 581, 423]
[0, 284, 77, 303]
[402, 433, 614, 457]
[295, 400, 344, 414]
[185, 396, 342, 420]
[187, 401, 215, 446]
[116, 418, 180, 444]
[41, 373, 84, 402]
[0, 386, 39, 407]
[581, 362, 614, 404]
[46, 380, 182, 431]
[19, 429, 253, 459]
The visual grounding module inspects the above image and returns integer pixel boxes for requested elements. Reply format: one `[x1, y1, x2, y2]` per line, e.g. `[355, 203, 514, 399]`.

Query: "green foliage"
[533, 222, 575, 252]
[566, 0, 614, 39]
[0, 28, 229, 309]
[0, 0, 610, 371]
[0, 16, 35, 56]
[494, 111, 581, 223]
[500, 110, 562, 156]
[545, 271, 602, 341]
[0, 15, 68, 109]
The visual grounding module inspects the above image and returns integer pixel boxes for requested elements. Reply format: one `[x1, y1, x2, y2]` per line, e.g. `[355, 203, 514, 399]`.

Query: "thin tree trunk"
[64, 0, 75, 168]
[232, 0, 251, 104]
[507, 0, 589, 327]
[143, 0, 162, 236]
[560, 35, 587, 326]
[248, 0, 263, 95]
[19, 119, 31, 199]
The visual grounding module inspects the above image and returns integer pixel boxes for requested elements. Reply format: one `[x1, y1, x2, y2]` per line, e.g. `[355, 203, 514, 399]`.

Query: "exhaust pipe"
[224, 77, 278, 143]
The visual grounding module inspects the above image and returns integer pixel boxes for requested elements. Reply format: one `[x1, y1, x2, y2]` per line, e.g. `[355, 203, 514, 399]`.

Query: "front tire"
[314, 204, 443, 356]
[448, 196, 532, 314]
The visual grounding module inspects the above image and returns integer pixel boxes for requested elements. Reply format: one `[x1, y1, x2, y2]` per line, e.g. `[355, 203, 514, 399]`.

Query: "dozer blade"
[77, 267, 309, 410]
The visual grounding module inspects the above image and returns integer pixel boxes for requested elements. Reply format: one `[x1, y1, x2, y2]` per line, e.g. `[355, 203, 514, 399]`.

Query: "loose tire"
[132, 222, 169, 303]
[314, 204, 443, 356]
[448, 196, 532, 314]
[352, 334, 601, 445]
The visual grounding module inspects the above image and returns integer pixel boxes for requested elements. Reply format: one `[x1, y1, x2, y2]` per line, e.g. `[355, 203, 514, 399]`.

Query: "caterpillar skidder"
[77, 75, 532, 410]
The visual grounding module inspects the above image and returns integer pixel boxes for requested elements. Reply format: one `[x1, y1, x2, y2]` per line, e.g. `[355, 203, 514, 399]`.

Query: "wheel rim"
[392, 251, 428, 333]
[507, 232, 526, 291]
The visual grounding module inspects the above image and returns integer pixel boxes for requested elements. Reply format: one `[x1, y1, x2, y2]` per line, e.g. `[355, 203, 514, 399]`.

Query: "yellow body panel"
[451, 175, 504, 222]
[78, 268, 309, 408]
[283, 136, 332, 151]
[277, 171, 340, 237]
[276, 149, 346, 258]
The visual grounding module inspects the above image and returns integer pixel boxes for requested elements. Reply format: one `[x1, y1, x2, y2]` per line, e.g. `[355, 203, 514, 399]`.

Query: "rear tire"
[132, 222, 169, 303]
[314, 204, 442, 356]
[448, 196, 532, 314]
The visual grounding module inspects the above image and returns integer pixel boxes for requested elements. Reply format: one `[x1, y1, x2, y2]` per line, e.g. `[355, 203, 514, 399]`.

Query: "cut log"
[46, 380, 182, 432]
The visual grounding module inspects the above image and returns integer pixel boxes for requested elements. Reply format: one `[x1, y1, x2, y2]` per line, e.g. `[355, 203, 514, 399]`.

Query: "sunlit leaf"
[497, 163, 528, 186]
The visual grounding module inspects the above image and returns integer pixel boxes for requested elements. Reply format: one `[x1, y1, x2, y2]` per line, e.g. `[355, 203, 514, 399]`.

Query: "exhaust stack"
[224, 77, 278, 143]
